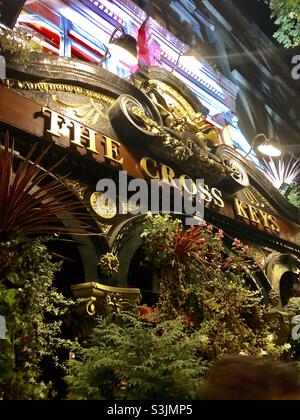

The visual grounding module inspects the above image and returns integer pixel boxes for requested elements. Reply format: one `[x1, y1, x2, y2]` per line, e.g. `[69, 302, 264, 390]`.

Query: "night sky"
[232, 0, 300, 92]
[235, 0, 300, 60]
[243, 0, 277, 39]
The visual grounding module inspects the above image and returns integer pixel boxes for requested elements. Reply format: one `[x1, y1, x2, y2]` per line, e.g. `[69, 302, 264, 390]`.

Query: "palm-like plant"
[263, 155, 300, 190]
[0, 133, 92, 237]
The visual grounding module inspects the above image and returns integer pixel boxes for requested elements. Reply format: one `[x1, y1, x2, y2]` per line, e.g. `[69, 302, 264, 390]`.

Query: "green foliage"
[284, 297, 300, 315]
[284, 298, 300, 359]
[285, 183, 300, 208]
[0, 25, 42, 61]
[192, 270, 284, 359]
[141, 213, 182, 269]
[66, 313, 210, 400]
[66, 215, 291, 401]
[267, 0, 300, 48]
[0, 133, 92, 399]
[140, 214, 288, 359]
[0, 236, 76, 400]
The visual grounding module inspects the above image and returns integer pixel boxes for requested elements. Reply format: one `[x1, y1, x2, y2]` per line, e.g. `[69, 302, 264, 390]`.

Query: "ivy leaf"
[3, 288, 17, 307]
[268, 0, 300, 48]
[6, 272, 20, 285]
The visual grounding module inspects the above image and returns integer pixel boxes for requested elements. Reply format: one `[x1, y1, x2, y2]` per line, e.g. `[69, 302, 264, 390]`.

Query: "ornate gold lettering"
[211, 188, 225, 208]
[4, 79, 115, 105]
[268, 215, 280, 234]
[234, 198, 249, 220]
[42, 107, 72, 138]
[140, 157, 159, 179]
[248, 205, 261, 224]
[198, 183, 212, 203]
[179, 174, 197, 195]
[258, 209, 271, 229]
[72, 122, 98, 153]
[160, 163, 177, 187]
[234, 199, 280, 234]
[103, 136, 124, 164]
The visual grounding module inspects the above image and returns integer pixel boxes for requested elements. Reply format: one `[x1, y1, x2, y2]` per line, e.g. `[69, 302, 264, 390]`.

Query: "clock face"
[90, 192, 117, 219]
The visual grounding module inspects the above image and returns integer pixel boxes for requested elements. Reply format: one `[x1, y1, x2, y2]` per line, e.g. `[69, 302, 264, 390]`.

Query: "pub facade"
[0, 0, 300, 318]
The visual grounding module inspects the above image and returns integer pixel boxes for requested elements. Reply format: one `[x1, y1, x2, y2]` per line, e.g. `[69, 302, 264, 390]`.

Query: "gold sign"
[42, 107, 123, 165]
[42, 106, 281, 235]
[140, 156, 224, 209]
[234, 198, 280, 234]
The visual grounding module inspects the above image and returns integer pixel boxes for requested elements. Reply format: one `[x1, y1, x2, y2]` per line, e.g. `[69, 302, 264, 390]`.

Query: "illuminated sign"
[140, 156, 224, 209]
[42, 106, 280, 233]
[42, 107, 124, 165]
[234, 198, 280, 234]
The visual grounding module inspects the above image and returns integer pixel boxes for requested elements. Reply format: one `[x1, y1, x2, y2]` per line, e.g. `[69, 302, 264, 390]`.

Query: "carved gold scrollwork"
[97, 223, 113, 235]
[108, 82, 229, 183]
[3, 79, 115, 105]
[77, 297, 97, 316]
[215, 153, 250, 193]
[71, 282, 142, 317]
[140, 79, 219, 148]
[242, 187, 277, 214]
[226, 159, 249, 187]
[106, 292, 124, 314]
[85, 297, 97, 316]
[52, 95, 108, 125]
[65, 179, 87, 199]
[130, 106, 193, 162]
[141, 79, 195, 117]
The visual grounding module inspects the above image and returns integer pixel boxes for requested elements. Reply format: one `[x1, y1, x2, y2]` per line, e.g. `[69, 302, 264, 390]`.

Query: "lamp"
[100, 26, 138, 67]
[244, 133, 281, 159]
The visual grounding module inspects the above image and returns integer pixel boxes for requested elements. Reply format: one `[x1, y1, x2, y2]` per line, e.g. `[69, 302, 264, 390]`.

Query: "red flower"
[232, 238, 241, 247]
[217, 229, 224, 239]
[139, 307, 153, 316]
[207, 225, 214, 231]
[158, 328, 166, 336]
[199, 220, 207, 228]
[183, 312, 193, 325]
[243, 245, 250, 253]
[21, 335, 31, 345]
